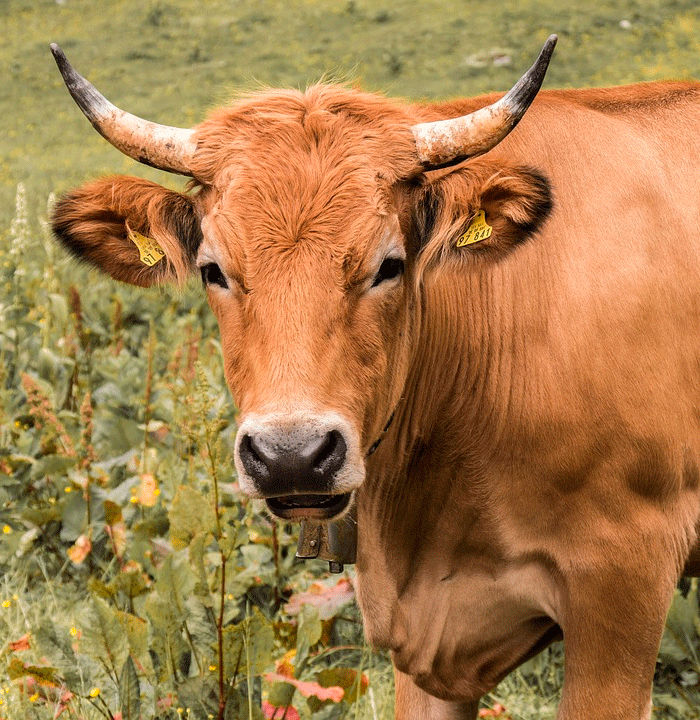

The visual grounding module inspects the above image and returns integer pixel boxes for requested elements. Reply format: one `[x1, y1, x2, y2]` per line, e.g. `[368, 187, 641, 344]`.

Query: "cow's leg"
[557, 564, 675, 720]
[394, 669, 479, 720]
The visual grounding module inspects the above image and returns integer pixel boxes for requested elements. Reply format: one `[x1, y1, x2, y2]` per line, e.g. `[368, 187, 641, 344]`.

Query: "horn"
[412, 35, 558, 170]
[50, 43, 197, 176]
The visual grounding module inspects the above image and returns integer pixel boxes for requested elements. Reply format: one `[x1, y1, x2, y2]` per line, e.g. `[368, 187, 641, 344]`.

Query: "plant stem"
[217, 546, 226, 720]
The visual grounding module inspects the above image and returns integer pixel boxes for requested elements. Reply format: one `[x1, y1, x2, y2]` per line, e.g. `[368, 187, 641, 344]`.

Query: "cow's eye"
[371, 257, 405, 287]
[200, 263, 228, 289]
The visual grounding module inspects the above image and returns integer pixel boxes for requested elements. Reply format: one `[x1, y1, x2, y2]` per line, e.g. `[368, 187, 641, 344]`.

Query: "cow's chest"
[355, 557, 561, 701]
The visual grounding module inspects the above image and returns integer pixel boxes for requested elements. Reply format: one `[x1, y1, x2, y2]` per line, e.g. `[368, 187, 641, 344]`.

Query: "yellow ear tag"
[127, 227, 165, 267]
[456, 209, 493, 248]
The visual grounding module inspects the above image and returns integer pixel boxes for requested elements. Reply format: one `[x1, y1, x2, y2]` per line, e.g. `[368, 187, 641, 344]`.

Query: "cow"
[48, 35, 700, 719]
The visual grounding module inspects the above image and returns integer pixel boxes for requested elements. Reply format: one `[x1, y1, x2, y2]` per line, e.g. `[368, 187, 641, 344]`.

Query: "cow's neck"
[355, 262, 550, 646]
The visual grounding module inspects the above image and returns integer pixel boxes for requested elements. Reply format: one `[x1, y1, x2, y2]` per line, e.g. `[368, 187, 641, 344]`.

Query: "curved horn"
[50, 43, 197, 176]
[412, 35, 557, 170]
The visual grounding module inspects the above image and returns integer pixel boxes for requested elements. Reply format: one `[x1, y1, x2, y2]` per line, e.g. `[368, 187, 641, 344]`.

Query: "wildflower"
[2, 525, 10, 534]
[89, 688, 100, 698]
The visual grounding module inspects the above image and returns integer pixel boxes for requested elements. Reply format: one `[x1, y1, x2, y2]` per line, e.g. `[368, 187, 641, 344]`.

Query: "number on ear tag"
[128, 227, 165, 267]
[456, 210, 493, 247]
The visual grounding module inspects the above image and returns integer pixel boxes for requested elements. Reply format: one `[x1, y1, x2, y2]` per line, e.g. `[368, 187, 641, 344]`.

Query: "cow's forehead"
[191, 83, 419, 188]
[193, 88, 413, 274]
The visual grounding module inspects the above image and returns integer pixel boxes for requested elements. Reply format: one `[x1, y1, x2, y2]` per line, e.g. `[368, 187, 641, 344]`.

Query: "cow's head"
[50, 38, 556, 522]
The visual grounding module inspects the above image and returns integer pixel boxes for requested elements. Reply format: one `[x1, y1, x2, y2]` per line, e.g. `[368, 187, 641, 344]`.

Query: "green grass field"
[3, 0, 700, 717]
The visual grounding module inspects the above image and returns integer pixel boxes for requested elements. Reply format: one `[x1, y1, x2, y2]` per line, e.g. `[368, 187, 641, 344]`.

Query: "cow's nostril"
[310, 430, 347, 478]
[239, 433, 272, 484]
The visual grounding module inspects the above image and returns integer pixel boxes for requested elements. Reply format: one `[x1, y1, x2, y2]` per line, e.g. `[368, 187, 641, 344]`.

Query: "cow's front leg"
[557, 563, 676, 720]
[394, 669, 479, 720]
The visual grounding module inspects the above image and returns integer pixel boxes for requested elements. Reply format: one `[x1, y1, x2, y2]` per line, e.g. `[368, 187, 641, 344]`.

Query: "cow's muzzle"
[234, 412, 364, 520]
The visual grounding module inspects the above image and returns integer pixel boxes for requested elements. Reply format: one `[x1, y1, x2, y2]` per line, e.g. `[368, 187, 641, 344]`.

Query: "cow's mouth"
[265, 492, 352, 520]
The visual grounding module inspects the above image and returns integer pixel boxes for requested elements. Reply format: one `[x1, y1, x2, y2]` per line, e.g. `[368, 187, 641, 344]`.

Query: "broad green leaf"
[30, 454, 77, 479]
[223, 607, 275, 680]
[115, 610, 151, 673]
[32, 619, 83, 689]
[189, 529, 213, 594]
[118, 655, 141, 720]
[156, 550, 197, 612]
[21, 505, 61, 527]
[169, 485, 217, 549]
[80, 596, 130, 678]
[177, 675, 219, 720]
[295, 604, 322, 666]
[59, 490, 87, 542]
[145, 593, 189, 683]
[184, 596, 217, 661]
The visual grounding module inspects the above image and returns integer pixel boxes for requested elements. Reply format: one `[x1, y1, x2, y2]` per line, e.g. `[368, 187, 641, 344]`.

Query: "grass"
[2, 0, 700, 718]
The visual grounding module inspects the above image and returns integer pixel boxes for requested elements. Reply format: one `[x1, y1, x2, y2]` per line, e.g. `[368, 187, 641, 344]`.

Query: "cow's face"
[192, 125, 418, 518]
[49, 39, 555, 521]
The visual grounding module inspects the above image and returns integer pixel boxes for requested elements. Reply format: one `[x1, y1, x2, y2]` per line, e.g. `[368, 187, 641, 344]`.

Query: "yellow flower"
[70, 627, 78, 636]
[89, 688, 100, 698]
[30, 692, 39, 702]
[2, 600, 11, 609]
[2, 525, 10, 534]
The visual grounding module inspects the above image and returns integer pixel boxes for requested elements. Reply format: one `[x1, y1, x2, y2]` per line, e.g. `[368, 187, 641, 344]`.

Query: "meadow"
[2, 0, 700, 717]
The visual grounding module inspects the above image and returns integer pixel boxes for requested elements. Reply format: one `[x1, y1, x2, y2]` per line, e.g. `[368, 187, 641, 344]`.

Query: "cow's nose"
[238, 429, 347, 496]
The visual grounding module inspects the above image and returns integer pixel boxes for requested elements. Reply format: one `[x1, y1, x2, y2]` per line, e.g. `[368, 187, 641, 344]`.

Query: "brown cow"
[49, 36, 700, 719]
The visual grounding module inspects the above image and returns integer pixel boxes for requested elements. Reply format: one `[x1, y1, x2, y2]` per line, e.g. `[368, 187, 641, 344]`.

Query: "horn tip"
[49, 43, 71, 77]
[543, 34, 558, 57]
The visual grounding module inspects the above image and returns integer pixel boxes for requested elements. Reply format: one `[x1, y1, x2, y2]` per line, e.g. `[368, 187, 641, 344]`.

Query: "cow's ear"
[408, 163, 553, 270]
[51, 176, 201, 287]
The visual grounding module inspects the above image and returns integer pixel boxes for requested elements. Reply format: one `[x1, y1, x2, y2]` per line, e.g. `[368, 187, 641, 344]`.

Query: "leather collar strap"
[366, 408, 397, 457]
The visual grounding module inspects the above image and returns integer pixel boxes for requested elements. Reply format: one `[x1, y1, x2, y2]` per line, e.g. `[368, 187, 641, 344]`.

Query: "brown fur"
[52, 78, 700, 720]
